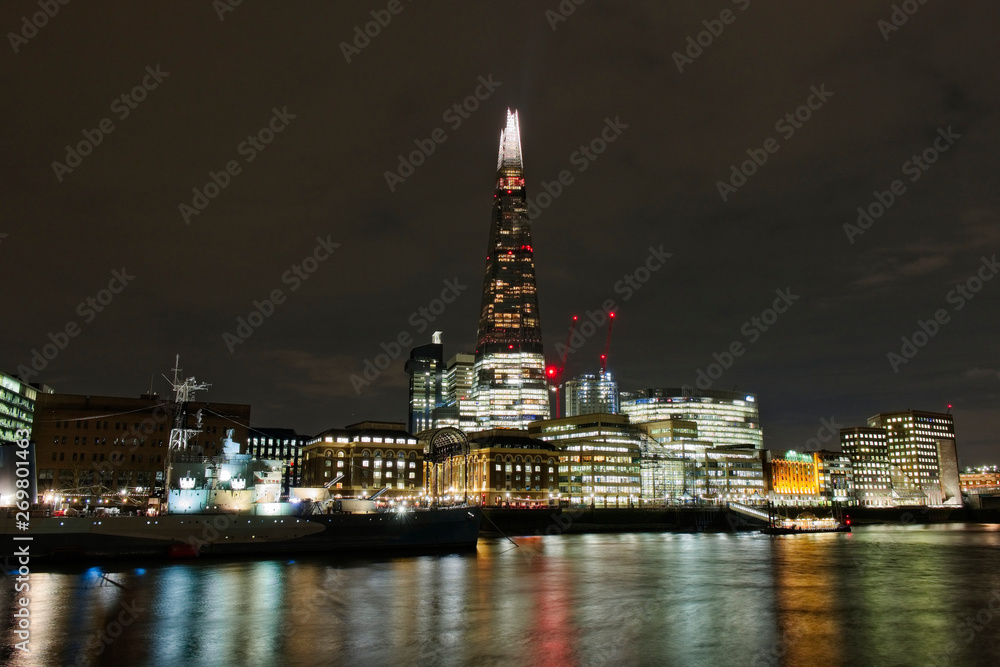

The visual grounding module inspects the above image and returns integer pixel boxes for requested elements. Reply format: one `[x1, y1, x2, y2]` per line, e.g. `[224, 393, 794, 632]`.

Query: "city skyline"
[2, 3, 997, 466]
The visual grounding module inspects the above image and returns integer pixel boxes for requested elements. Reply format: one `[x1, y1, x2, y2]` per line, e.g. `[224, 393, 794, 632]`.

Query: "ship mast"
[161, 355, 211, 513]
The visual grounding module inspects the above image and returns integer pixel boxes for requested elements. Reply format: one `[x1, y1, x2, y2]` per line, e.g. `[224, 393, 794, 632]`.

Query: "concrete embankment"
[479, 505, 1000, 537]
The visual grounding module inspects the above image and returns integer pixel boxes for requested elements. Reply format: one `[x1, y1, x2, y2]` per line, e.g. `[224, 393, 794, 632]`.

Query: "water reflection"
[3, 524, 1000, 666]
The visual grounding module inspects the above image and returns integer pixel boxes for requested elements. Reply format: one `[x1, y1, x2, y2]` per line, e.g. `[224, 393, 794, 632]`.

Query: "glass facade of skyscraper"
[472, 110, 549, 429]
[565, 372, 620, 417]
[620, 388, 763, 449]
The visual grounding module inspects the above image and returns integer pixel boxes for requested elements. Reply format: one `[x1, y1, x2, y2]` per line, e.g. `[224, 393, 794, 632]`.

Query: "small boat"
[761, 510, 851, 535]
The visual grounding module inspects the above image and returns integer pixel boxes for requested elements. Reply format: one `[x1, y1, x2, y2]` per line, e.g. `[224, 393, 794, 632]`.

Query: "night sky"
[3, 2, 997, 464]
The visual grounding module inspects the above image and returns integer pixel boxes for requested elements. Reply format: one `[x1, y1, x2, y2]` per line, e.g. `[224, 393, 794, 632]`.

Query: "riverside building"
[420, 427, 560, 507]
[299, 422, 423, 500]
[620, 388, 763, 450]
[867, 410, 961, 506]
[840, 427, 892, 507]
[529, 413, 641, 507]
[30, 392, 250, 505]
[245, 427, 310, 492]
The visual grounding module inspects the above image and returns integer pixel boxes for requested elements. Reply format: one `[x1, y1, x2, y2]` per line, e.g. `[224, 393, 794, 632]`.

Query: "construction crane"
[600, 312, 616, 376]
[547, 315, 578, 418]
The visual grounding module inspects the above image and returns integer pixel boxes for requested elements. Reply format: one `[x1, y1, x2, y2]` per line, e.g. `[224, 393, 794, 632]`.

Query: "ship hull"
[1, 507, 482, 561]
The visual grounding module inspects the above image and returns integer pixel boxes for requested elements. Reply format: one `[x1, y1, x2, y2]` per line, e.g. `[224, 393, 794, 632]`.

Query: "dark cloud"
[2, 1, 997, 464]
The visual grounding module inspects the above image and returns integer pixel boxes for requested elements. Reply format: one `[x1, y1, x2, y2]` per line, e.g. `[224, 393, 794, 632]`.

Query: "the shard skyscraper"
[471, 110, 549, 430]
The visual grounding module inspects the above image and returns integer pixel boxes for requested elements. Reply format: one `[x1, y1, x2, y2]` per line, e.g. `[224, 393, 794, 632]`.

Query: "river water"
[3, 523, 1000, 667]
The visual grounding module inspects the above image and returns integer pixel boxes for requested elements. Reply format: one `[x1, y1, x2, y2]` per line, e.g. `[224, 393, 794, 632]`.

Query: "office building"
[840, 427, 892, 507]
[765, 450, 855, 506]
[421, 427, 560, 507]
[245, 427, 311, 492]
[565, 372, 620, 417]
[404, 333, 444, 433]
[529, 413, 641, 507]
[300, 421, 423, 500]
[621, 388, 763, 449]
[431, 353, 477, 431]
[867, 410, 961, 505]
[471, 110, 549, 429]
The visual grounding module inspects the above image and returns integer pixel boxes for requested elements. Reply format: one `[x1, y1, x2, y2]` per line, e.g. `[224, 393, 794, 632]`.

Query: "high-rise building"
[620, 388, 763, 449]
[471, 110, 549, 430]
[867, 410, 961, 505]
[840, 427, 892, 507]
[404, 332, 444, 433]
[565, 372, 620, 417]
[431, 353, 477, 431]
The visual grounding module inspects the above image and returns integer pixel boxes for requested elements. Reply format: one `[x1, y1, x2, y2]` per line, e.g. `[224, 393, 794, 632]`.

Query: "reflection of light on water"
[12, 528, 1000, 665]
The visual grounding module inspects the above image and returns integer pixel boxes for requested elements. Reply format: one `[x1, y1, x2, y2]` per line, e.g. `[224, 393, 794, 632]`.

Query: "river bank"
[480, 505, 1000, 537]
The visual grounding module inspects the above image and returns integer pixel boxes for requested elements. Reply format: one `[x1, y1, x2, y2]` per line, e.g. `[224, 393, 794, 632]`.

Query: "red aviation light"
[546, 367, 556, 377]
[609, 312, 616, 319]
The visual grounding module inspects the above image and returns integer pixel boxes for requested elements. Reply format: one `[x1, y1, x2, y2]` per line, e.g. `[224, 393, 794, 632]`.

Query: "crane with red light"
[600, 312, 616, 377]
[546, 315, 578, 418]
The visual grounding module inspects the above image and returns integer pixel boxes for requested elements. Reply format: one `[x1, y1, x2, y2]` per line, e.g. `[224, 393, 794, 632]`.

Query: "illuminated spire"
[474, 110, 548, 429]
[496, 108, 523, 171]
